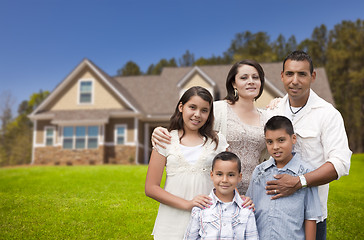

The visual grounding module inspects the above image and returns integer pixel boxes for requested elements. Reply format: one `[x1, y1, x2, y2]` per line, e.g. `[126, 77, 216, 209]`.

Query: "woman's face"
[233, 64, 261, 101]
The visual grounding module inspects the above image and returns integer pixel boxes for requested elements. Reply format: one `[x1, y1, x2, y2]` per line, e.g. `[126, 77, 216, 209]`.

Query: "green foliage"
[179, 50, 195, 67]
[227, 31, 276, 63]
[0, 90, 49, 166]
[0, 155, 362, 239]
[146, 58, 177, 75]
[117, 61, 142, 76]
[326, 19, 364, 153]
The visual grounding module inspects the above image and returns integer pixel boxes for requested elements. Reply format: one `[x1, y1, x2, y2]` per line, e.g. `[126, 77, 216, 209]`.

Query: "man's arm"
[265, 162, 338, 199]
[266, 107, 351, 199]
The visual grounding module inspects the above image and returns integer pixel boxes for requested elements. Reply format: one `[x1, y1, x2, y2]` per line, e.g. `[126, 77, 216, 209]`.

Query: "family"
[145, 50, 352, 240]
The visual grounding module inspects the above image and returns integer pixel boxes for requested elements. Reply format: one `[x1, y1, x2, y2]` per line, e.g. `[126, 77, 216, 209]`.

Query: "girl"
[145, 86, 228, 240]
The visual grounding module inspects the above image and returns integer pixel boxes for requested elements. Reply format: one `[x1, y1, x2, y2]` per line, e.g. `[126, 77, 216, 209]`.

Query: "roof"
[29, 59, 335, 121]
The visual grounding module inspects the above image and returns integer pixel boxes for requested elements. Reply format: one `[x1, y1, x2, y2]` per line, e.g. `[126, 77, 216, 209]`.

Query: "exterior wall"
[34, 146, 104, 165]
[105, 118, 135, 143]
[104, 145, 136, 164]
[254, 87, 276, 109]
[181, 73, 214, 97]
[183, 73, 212, 89]
[46, 67, 126, 111]
[36, 120, 57, 145]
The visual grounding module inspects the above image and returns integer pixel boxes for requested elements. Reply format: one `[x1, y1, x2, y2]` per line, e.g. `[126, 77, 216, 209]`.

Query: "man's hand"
[265, 174, 301, 200]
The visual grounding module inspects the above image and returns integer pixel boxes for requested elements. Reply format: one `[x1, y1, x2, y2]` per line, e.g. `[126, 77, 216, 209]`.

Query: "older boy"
[246, 116, 322, 240]
[184, 151, 258, 240]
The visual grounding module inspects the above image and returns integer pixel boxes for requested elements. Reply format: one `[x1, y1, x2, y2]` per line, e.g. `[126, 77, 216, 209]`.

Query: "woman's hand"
[188, 194, 212, 210]
[241, 195, 255, 211]
[266, 97, 282, 110]
[151, 127, 171, 149]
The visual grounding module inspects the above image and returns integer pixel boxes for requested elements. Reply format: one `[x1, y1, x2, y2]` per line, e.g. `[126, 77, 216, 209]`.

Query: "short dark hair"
[225, 59, 265, 103]
[264, 116, 294, 136]
[283, 50, 314, 74]
[212, 151, 241, 173]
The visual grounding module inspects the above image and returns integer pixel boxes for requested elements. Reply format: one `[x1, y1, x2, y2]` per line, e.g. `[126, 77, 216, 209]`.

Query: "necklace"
[289, 100, 307, 114]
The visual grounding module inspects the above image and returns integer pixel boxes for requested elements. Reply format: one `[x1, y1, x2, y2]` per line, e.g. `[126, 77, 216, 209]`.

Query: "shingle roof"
[30, 59, 335, 121]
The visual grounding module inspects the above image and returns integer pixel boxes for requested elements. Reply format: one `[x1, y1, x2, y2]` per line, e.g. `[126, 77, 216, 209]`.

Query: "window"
[63, 127, 74, 149]
[75, 126, 86, 149]
[115, 125, 126, 145]
[45, 127, 55, 146]
[62, 126, 99, 149]
[88, 126, 98, 149]
[79, 80, 92, 103]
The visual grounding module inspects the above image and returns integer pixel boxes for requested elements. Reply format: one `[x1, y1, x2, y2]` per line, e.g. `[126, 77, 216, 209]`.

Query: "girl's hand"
[151, 127, 171, 149]
[188, 194, 212, 210]
[241, 195, 255, 211]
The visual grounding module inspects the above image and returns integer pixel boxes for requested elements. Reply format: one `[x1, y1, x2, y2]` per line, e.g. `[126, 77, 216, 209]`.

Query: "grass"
[0, 154, 363, 239]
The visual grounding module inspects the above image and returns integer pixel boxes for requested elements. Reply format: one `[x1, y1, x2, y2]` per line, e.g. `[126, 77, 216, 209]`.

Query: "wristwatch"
[299, 175, 307, 188]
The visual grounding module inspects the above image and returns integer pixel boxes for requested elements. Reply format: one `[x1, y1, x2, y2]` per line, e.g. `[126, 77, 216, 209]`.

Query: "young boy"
[184, 151, 259, 240]
[246, 116, 322, 240]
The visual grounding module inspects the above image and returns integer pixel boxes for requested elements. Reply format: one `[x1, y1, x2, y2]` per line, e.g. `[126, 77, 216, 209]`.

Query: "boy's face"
[210, 160, 242, 202]
[265, 129, 296, 168]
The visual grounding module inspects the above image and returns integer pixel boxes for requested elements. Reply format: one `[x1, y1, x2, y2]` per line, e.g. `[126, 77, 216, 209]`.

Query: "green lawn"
[0, 154, 363, 239]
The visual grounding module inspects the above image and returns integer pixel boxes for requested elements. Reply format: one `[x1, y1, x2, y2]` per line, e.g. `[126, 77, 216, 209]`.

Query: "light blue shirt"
[246, 153, 322, 240]
[184, 189, 259, 240]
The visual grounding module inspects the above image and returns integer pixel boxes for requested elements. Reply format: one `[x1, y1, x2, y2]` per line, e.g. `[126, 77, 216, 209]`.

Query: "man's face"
[281, 60, 316, 106]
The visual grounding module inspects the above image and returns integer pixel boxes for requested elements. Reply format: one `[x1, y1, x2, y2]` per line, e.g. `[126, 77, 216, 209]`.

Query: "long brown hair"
[168, 86, 218, 148]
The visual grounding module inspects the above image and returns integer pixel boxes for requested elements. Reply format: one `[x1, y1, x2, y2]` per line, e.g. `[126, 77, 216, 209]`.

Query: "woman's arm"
[304, 219, 316, 240]
[151, 127, 171, 149]
[145, 150, 211, 211]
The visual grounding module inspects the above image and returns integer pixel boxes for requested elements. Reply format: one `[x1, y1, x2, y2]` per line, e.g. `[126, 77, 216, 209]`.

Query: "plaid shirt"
[184, 189, 259, 240]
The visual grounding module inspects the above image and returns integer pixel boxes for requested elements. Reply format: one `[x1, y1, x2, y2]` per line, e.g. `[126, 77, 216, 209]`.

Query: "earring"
[234, 88, 238, 98]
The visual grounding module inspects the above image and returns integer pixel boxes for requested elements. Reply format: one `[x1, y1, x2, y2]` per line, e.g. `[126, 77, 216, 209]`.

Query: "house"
[28, 59, 334, 165]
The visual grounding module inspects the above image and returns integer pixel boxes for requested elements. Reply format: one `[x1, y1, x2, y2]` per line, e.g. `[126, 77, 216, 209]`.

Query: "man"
[266, 50, 352, 239]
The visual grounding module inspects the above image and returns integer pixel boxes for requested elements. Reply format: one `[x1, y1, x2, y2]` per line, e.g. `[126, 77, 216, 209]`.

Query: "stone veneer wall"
[34, 145, 136, 165]
[34, 146, 104, 165]
[104, 145, 136, 164]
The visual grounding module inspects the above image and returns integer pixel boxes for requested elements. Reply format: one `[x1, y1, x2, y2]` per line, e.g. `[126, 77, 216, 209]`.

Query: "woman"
[152, 60, 270, 195]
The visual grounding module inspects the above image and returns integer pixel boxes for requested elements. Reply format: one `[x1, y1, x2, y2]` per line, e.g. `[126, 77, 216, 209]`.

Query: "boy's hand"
[265, 174, 301, 200]
[189, 195, 212, 210]
[241, 195, 255, 211]
[151, 127, 171, 149]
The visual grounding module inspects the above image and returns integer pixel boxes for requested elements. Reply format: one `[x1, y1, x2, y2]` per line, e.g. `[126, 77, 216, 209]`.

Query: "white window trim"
[77, 79, 94, 105]
[115, 124, 127, 145]
[62, 125, 100, 149]
[44, 126, 56, 146]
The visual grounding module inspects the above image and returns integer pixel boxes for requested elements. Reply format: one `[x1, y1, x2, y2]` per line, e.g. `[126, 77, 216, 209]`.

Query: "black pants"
[316, 219, 327, 240]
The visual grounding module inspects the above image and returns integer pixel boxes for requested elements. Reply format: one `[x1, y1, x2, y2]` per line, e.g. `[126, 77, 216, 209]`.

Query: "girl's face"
[233, 64, 261, 100]
[178, 95, 211, 133]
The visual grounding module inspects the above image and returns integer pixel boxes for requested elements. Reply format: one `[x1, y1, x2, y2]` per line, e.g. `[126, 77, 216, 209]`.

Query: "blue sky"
[1, 0, 363, 116]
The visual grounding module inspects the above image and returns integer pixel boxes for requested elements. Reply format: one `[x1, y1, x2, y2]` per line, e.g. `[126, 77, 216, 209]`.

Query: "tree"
[146, 58, 177, 75]
[326, 19, 364, 153]
[0, 90, 49, 166]
[179, 50, 195, 67]
[0, 91, 15, 131]
[226, 31, 276, 63]
[117, 61, 142, 76]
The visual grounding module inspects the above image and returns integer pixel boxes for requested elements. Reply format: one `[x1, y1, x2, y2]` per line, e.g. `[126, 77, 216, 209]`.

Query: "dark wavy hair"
[224, 59, 265, 104]
[168, 86, 218, 148]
